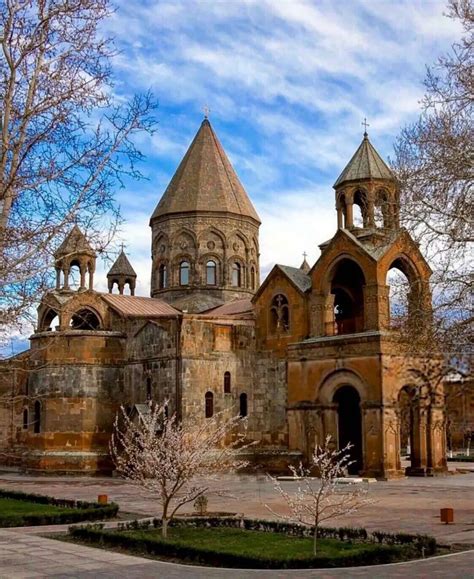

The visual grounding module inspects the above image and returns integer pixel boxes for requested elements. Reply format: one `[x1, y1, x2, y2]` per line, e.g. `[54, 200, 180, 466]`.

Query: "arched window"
[224, 371, 231, 394]
[330, 259, 365, 335]
[33, 401, 41, 434]
[180, 261, 190, 285]
[386, 258, 420, 330]
[239, 393, 248, 417]
[250, 267, 256, 290]
[69, 259, 81, 289]
[231, 263, 241, 287]
[23, 408, 28, 429]
[205, 391, 214, 418]
[70, 309, 101, 330]
[353, 189, 368, 228]
[206, 260, 217, 285]
[41, 308, 59, 332]
[159, 264, 167, 289]
[270, 294, 290, 333]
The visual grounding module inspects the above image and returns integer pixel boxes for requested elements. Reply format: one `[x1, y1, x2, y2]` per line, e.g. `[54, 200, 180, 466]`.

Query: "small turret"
[300, 252, 311, 274]
[107, 249, 137, 295]
[54, 225, 96, 291]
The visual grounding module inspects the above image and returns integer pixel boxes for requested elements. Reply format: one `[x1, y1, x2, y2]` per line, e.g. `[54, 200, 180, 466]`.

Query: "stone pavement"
[0, 528, 473, 578]
[1, 468, 474, 577]
[0, 467, 473, 545]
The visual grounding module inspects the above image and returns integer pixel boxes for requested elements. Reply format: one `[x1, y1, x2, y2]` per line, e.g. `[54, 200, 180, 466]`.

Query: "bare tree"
[266, 436, 372, 555]
[110, 401, 250, 538]
[392, 0, 473, 372]
[0, 0, 157, 336]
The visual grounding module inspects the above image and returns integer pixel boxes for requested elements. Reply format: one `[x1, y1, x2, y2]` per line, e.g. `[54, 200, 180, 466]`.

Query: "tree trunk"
[162, 516, 168, 539]
[313, 524, 318, 555]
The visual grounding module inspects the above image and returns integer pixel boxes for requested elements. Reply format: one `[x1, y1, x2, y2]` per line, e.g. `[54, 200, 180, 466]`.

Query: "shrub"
[68, 524, 407, 569]
[69, 516, 438, 567]
[0, 488, 118, 527]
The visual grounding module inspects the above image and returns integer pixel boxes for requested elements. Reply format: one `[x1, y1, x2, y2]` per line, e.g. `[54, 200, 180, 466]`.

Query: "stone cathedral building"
[0, 118, 447, 478]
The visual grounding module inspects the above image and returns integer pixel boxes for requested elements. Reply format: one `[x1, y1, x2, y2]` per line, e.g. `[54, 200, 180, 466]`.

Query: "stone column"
[427, 405, 448, 475]
[63, 267, 70, 290]
[337, 207, 343, 229]
[79, 265, 87, 291]
[406, 403, 429, 476]
[309, 294, 325, 337]
[345, 201, 354, 228]
[324, 294, 335, 336]
[361, 403, 385, 477]
[55, 268, 61, 290]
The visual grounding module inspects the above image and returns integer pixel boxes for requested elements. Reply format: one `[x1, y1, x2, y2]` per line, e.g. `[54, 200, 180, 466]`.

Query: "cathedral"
[0, 118, 447, 478]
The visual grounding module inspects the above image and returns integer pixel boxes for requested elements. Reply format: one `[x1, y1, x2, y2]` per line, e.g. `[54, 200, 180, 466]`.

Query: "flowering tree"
[0, 0, 157, 335]
[110, 401, 249, 538]
[266, 436, 372, 554]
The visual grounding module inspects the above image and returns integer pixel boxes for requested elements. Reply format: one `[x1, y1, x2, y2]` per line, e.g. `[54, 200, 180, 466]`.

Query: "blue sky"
[6, 0, 463, 352]
[97, 0, 461, 293]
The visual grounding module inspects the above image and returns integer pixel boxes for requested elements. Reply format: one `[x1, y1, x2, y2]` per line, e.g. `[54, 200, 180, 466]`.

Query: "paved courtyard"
[0, 466, 473, 577]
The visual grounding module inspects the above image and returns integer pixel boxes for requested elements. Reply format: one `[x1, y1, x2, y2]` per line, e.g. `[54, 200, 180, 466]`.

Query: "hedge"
[68, 524, 406, 569]
[0, 488, 118, 527]
[68, 517, 437, 569]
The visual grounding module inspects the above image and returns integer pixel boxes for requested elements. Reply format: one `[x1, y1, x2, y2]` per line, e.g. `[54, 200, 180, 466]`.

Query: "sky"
[6, 0, 464, 352]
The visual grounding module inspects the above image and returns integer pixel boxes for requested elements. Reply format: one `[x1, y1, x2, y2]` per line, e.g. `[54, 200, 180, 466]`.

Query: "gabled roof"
[54, 225, 95, 258]
[277, 265, 312, 293]
[150, 119, 260, 223]
[333, 133, 395, 188]
[253, 263, 311, 302]
[102, 294, 180, 318]
[107, 251, 137, 279]
[201, 298, 254, 318]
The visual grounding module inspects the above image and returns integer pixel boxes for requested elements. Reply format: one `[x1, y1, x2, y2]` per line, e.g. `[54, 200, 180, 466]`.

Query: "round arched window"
[206, 260, 216, 285]
[180, 261, 190, 285]
[231, 263, 241, 287]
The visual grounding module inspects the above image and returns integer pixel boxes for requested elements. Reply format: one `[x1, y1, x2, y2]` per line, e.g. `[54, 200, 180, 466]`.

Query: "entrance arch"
[333, 386, 363, 474]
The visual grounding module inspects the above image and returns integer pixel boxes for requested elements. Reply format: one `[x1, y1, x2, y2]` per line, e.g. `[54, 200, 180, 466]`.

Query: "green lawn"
[121, 527, 385, 559]
[0, 497, 75, 517]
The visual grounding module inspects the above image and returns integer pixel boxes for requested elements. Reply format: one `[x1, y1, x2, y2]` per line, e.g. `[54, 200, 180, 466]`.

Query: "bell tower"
[54, 225, 96, 291]
[334, 130, 399, 233]
[286, 130, 446, 479]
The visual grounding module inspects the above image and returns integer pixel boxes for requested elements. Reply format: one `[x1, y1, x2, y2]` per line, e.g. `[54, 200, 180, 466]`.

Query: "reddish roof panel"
[102, 294, 181, 317]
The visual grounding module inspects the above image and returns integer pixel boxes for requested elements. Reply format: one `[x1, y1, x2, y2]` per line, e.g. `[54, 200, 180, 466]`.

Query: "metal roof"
[102, 294, 181, 317]
[202, 298, 254, 317]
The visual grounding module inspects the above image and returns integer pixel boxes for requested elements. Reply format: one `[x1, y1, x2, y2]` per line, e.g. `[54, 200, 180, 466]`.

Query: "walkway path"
[0, 528, 473, 578]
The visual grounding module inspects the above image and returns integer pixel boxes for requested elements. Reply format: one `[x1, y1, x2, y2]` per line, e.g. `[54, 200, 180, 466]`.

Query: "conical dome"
[107, 251, 137, 279]
[54, 225, 95, 258]
[333, 133, 394, 189]
[300, 257, 311, 274]
[107, 250, 137, 296]
[150, 119, 260, 223]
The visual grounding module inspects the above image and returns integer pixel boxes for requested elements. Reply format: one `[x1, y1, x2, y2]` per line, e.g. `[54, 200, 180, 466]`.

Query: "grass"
[0, 497, 75, 517]
[120, 527, 385, 559]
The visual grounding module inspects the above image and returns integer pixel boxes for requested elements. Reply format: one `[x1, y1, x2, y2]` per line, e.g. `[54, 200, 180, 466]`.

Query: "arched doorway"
[329, 259, 365, 335]
[334, 386, 363, 474]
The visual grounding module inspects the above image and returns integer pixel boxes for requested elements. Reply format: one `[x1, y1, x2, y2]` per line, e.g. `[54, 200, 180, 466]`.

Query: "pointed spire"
[300, 251, 310, 273]
[107, 250, 137, 278]
[333, 133, 395, 189]
[150, 118, 260, 223]
[54, 225, 95, 258]
[107, 249, 137, 296]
